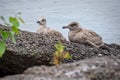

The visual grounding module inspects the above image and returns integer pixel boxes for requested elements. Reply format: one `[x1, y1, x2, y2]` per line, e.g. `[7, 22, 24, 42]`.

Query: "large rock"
[0, 24, 120, 76]
[0, 56, 120, 80]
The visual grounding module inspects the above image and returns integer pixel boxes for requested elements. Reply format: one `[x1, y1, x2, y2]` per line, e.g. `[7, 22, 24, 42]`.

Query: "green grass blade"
[12, 26, 19, 34]
[1, 31, 9, 40]
[0, 41, 6, 58]
[9, 16, 19, 27]
[9, 31, 16, 43]
[0, 16, 9, 26]
[18, 17, 24, 23]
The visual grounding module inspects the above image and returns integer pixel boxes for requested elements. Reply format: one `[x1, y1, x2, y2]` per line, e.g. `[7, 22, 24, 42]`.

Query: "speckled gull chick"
[63, 22, 104, 48]
[36, 18, 66, 42]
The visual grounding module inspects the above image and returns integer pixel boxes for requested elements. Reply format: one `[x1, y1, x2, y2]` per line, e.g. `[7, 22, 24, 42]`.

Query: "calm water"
[0, 0, 120, 44]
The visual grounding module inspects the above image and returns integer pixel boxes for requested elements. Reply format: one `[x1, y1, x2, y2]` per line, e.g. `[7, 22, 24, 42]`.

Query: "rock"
[0, 25, 55, 76]
[0, 56, 120, 80]
[0, 24, 120, 77]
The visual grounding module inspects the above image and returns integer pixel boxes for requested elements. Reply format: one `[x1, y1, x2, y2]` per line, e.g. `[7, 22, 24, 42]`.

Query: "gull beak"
[37, 21, 40, 23]
[62, 26, 69, 29]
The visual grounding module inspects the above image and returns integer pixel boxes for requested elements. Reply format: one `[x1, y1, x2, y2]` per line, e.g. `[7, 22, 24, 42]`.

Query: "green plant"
[0, 13, 24, 58]
[53, 41, 71, 65]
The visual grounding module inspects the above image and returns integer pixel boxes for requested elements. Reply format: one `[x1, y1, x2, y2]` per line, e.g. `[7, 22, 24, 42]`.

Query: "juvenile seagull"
[36, 18, 66, 41]
[63, 22, 104, 48]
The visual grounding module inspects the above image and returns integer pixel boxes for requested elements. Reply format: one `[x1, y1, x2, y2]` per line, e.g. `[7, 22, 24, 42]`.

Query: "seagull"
[63, 22, 104, 48]
[36, 18, 66, 42]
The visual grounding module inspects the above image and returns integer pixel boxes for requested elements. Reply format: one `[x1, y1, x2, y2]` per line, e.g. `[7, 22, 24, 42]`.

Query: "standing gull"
[36, 18, 66, 42]
[63, 22, 104, 47]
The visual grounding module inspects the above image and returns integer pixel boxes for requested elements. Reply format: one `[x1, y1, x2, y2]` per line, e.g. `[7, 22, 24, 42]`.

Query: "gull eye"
[42, 19, 45, 22]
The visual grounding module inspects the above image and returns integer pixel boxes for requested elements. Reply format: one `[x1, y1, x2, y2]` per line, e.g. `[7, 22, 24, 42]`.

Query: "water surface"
[0, 0, 120, 44]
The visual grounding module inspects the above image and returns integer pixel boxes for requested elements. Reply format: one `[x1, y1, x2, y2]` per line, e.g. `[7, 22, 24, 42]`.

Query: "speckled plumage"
[63, 22, 104, 47]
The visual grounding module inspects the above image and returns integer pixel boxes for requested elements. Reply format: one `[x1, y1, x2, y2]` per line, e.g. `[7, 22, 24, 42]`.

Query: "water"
[0, 0, 120, 44]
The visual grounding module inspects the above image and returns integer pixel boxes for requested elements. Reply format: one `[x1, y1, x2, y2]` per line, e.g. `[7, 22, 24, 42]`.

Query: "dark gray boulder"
[0, 24, 55, 75]
[0, 24, 120, 77]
